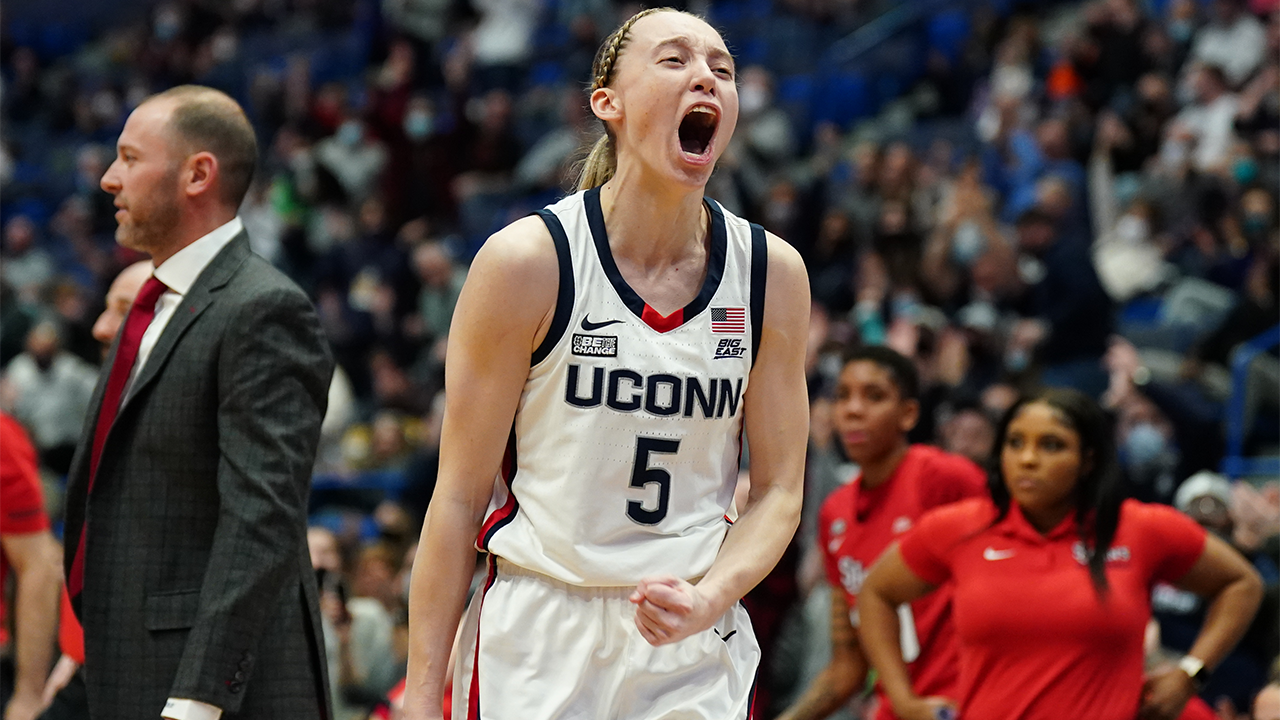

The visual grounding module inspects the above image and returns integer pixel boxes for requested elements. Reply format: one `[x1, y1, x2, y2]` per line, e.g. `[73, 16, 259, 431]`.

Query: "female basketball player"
[402, 8, 810, 719]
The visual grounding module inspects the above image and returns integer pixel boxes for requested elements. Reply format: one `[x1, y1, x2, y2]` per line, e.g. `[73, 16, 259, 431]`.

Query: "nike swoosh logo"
[713, 629, 737, 643]
[581, 316, 624, 331]
[983, 547, 1015, 561]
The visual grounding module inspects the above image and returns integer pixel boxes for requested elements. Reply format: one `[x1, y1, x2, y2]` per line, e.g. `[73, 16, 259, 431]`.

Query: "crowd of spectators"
[1, 0, 1278, 716]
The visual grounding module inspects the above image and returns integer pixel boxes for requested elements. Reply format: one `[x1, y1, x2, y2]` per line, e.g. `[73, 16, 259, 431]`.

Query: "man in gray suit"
[63, 85, 335, 720]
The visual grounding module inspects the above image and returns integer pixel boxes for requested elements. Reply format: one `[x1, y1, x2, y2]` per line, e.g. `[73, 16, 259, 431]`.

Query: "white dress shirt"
[130, 216, 242, 720]
[124, 217, 243, 402]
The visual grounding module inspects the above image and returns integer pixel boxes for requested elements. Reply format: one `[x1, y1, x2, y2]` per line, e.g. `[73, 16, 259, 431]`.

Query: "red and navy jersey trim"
[477, 428, 519, 550]
[584, 185, 727, 334]
[531, 209, 575, 367]
[467, 554, 499, 720]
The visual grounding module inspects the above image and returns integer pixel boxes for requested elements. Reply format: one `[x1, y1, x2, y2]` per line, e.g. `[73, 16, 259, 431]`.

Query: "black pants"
[39, 669, 89, 720]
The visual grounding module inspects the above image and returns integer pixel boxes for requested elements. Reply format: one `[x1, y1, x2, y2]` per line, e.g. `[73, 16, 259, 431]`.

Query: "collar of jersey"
[852, 446, 916, 521]
[584, 185, 728, 333]
[995, 501, 1080, 544]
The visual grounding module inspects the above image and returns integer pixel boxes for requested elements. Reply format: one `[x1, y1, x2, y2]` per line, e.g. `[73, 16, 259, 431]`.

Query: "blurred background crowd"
[0, 0, 1277, 716]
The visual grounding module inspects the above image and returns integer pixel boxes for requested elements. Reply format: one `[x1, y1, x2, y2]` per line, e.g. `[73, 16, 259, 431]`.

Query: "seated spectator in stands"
[46, 197, 109, 295]
[1188, 0, 1267, 88]
[315, 117, 389, 205]
[1102, 337, 1228, 483]
[388, 95, 458, 227]
[732, 65, 799, 178]
[1115, 392, 1183, 505]
[513, 86, 594, 196]
[921, 159, 1007, 309]
[44, 279, 98, 367]
[997, 118, 1088, 228]
[1008, 207, 1114, 396]
[410, 240, 466, 347]
[1, 217, 54, 304]
[1162, 65, 1239, 176]
[1151, 472, 1279, 716]
[369, 351, 435, 416]
[1234, 63, 1280, 159]
[386, 391, 443, 527]
[3, 320, 98, 474]
[469, 0, 539, 93]
[352, 542, 405, 616]
[937, 400, 997, 468]
[309, 526, 399, 720]
[453, 89, 522, 230]
[1183, 247, 1278, 414]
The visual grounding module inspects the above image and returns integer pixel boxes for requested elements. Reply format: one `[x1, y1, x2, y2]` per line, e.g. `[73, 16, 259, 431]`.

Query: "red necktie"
[69, 275, 168, 598]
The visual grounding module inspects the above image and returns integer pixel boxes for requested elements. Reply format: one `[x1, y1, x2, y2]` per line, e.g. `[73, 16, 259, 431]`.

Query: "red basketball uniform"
[899, 498, 1206, 720]
[0, 413, 50, 647]
[818, 444, 987, 720]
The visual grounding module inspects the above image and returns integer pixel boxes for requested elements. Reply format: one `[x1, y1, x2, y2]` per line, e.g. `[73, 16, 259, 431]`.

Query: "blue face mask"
[1243, 213, 1270, 237]
[1124, 422, 1168, 468]
[404, 111, 434, 141]
[1233, 157, 1259, 185]
[155, 18, 180, 41]
[1168, 19, 1193, 43]
[337, 121, 363, 147]
[1004, 348, 1029, 372]
[951, 221, 987, 266]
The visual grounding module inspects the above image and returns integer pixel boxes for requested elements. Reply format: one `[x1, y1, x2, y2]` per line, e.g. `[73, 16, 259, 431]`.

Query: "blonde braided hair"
[576, 7, 677, 190]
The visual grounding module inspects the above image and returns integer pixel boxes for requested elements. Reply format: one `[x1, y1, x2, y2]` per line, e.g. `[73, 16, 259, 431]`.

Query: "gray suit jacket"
[64, 234, 336, 719]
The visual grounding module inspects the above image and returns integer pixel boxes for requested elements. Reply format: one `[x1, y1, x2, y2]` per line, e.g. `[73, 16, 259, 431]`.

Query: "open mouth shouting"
[678, 105, 719, 162]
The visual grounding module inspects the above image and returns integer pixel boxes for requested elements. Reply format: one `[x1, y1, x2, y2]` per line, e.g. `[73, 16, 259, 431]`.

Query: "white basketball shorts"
[452, 557, 761, 719]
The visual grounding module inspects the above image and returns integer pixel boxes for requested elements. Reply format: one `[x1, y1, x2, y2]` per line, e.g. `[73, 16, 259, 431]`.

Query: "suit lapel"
[120, 234, 250, 412]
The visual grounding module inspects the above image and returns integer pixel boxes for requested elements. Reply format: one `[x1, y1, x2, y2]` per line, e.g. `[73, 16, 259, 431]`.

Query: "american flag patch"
[711, 307, 745, 333]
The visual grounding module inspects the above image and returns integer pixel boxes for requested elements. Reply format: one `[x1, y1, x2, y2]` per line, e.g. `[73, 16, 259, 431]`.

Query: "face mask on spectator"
[1123, 422, 1168, 469]
[1232, 157, 1259, 185]
[154, 9, 181, 41]
[404, 110, 434, 141]
[951, 220, 986, 266]
[338, 120, 363, 147]
[1114, 213, 1149, 245]
[1004, 347, 1029, 372]
[1242, 213, 1269, 238]
[1168, 20, 1194, 43]
[740, 82, 768, 117]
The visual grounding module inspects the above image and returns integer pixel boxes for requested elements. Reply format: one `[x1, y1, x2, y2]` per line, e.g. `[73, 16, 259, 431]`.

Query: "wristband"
[1177, 655, 1211, 690]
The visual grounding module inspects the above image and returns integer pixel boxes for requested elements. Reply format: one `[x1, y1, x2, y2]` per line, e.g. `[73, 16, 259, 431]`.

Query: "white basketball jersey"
[476, 187, 768, 586]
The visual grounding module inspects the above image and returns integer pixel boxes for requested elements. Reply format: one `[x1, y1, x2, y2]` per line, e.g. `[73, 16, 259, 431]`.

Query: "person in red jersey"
[0, 412, 63, 720]
[860, 388, 1263, 720]
[779, 346, 987, 720]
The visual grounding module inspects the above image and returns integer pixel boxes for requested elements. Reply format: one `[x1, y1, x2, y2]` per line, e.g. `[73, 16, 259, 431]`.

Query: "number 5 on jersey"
[628, 437, 681, 525]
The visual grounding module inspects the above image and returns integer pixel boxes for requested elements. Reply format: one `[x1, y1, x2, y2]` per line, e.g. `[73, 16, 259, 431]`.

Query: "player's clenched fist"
[629, 575, 718, 646]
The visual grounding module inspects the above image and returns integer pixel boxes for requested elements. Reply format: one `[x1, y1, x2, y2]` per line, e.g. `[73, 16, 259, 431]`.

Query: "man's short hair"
[842, 345, 920, 401]
[149, 85, 258, 208]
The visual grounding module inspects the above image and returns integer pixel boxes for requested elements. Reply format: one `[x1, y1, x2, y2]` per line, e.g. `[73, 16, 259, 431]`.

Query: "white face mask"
[337, 120, 363, 147]
[1114, 213, 1149, 245]
[404, 111, 434, 141]
[740, 83, 768, 116]
[951, 220, 986, 266]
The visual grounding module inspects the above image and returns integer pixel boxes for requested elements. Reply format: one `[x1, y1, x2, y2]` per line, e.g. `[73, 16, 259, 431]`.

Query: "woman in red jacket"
[859, 388, 1263, 720]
